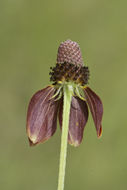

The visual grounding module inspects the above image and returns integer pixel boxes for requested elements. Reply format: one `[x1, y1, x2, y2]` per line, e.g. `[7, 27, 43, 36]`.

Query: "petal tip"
[68, 140, 80, 147]
[28, 138, 37, 147]
[97, 126, 102, 139]
[28, 135, 38, 146]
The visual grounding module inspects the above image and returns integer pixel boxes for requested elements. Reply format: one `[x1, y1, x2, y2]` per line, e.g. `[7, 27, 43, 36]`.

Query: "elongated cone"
[26, 86, 59, 146]
[59, 96, 89, 147]
[84, 87, 103, 137]
[57, 39, 84, 66]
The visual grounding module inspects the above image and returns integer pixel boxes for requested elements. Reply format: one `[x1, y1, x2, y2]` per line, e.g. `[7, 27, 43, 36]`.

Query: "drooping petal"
[84, 87, 103, 138]
[26, 86, 59, 146]
[59, 96, 88, 147]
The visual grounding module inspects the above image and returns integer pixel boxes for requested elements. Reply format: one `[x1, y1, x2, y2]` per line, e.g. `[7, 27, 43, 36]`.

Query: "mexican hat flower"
[26, 39, 103, 147]
[26, 39, 103, 190]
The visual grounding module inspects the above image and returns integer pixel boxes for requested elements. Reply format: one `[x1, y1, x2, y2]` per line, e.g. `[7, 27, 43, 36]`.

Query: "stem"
[57, 84, 73, 190]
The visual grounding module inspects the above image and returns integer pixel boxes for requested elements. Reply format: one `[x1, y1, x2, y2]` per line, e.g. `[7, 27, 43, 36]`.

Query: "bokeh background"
[0, 0, 127, 190]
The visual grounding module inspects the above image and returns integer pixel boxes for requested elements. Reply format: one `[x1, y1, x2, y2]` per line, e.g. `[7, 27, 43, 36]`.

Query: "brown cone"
[57, 39, 84, 66]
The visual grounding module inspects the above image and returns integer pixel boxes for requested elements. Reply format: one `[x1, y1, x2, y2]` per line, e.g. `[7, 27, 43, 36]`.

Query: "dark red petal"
[26, 86, 58, 146]
[59, 97, 88, 147]
[84, 87, 103, 138]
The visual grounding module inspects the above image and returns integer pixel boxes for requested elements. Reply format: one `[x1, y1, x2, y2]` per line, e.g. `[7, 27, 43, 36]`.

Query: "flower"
[26, 40, 103, 147]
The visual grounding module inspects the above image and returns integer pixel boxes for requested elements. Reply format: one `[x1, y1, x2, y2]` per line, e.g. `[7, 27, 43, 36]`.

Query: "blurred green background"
[0, 0, 127, 190]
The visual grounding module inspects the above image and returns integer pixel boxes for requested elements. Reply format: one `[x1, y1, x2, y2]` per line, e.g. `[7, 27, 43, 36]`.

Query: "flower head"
[26, 39, 103, 147]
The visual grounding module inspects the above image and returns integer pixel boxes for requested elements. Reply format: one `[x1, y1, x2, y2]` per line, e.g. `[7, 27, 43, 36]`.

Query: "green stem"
[57, 84, 73, 190]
